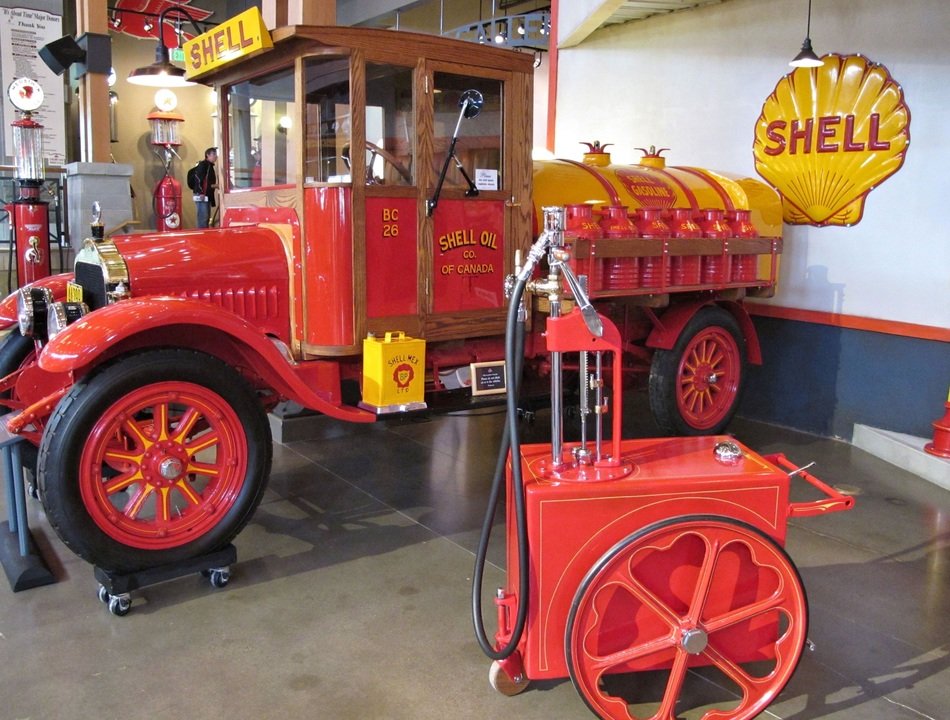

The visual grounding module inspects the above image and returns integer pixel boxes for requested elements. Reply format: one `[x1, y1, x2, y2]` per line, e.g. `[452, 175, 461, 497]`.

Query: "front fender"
[38, 296, 376, 423]
[0, 273, 73, 326]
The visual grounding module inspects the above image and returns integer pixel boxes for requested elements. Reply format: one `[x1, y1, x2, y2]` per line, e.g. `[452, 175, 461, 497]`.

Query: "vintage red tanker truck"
[0, 20, 782, 575]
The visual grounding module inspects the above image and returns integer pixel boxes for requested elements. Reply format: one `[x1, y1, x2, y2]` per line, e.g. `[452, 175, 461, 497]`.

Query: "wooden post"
[75, 0, 111, 163]
[262, 0, 335, 28]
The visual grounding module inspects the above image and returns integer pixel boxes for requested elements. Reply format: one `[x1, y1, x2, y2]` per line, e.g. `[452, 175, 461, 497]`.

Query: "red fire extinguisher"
[153, 172, 181, 232]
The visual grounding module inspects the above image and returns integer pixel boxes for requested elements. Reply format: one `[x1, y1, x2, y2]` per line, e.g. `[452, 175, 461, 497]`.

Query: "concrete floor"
[1, 395, 948, 720]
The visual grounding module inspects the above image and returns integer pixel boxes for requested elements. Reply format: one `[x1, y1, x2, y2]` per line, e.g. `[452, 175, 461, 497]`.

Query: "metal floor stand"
[0, 426, 55, 592]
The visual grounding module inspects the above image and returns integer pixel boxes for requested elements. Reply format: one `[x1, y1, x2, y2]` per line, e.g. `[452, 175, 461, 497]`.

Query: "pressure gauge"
[8, 78, 44, 112]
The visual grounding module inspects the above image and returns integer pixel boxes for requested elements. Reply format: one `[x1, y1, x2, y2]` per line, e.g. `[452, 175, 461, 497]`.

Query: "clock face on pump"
[154, 88, 178, 112]
[8, 78, 44, 112]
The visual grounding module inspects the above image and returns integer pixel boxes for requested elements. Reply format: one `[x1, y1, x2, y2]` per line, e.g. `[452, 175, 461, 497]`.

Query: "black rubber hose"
[471, 275, 530, 660]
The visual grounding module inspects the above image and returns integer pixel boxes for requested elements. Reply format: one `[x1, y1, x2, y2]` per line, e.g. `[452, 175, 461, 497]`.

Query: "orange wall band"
[746, 303, 950, 343]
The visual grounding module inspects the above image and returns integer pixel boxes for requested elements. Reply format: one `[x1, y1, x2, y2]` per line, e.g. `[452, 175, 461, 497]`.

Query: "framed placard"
[470, 360, 506, 396]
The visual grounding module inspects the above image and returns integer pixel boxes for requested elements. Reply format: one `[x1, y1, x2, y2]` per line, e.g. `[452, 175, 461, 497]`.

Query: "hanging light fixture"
[789, 0, 824, 68]
[127, 5, 204, 87]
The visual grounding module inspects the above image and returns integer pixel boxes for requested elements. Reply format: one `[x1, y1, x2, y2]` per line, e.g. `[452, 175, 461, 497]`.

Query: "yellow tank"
[532, 145, 782, 238]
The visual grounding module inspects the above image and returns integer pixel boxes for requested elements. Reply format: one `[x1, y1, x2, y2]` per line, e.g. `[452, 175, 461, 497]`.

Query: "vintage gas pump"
[147, 92, 184, 232]
[472, 207, 855, 720]
[6, 78, 51, 286]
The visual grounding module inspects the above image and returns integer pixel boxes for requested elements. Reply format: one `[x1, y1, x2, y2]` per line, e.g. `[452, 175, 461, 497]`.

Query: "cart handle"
[766, 453, 856, 518]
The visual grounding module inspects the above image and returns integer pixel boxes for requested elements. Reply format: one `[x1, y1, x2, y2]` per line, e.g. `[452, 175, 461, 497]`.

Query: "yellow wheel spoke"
[123, 485, 154, 519]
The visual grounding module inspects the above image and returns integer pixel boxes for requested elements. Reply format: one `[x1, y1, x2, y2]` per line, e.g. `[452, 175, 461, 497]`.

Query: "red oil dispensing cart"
[6, 78, 51, 286]
[473, 207, 855, 720]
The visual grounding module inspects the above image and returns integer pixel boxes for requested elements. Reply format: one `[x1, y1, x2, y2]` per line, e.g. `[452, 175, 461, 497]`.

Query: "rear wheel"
[649, 307, 746, 435]
[38, 349, 271, 573]
[566, 516, 807, 720]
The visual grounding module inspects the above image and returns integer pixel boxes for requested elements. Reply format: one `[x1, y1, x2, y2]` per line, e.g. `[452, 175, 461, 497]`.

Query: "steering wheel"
[364, 141, 413, 185]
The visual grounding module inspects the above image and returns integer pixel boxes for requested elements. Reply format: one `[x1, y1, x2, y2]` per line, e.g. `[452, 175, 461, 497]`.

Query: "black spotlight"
[38, 35, 85, 76]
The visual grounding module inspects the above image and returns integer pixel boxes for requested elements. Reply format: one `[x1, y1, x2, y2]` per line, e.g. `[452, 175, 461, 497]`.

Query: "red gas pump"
[147, 106, 184, 232]
[6, 78, 51, 286]
[472, 208, 856, 720]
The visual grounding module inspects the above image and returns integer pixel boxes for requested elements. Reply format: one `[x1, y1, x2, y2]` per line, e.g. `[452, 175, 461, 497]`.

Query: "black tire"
[0, 329, 35, 413]
[648, 306, 747, 435]
[0, 329, 39, 472]
[37, 349, 271, 573]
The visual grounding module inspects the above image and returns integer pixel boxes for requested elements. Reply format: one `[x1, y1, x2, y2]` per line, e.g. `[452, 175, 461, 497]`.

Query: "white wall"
[554, 0, 950, 330]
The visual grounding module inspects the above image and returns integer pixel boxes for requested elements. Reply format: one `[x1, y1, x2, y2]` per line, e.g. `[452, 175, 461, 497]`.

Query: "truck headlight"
[47, 301, 89, 340]
[17, 286, 53, 338]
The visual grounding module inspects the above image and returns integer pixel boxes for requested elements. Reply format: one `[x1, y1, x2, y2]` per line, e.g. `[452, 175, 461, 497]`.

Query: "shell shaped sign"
[753, 54, 910, 226]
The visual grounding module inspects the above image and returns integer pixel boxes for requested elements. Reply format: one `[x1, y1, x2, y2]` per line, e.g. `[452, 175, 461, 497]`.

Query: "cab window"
[364, 63, 415, 186]
[303, 56, 351, 184]
[432, 73, 502, 191]
[227, 66, 296, 189]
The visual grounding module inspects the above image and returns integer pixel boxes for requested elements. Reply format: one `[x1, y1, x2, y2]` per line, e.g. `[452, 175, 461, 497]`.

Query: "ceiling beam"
[558, 0, 627, 48]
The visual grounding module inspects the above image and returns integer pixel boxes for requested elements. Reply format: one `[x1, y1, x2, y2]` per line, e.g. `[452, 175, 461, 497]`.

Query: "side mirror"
[427, 89, 485, 217]
[460, 89, 483, 119]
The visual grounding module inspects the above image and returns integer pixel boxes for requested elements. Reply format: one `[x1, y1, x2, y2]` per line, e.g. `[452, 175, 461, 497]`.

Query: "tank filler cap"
[713, 440, 743, 465]
[580, 141, 612, 167]
[637, 145, 669, 169]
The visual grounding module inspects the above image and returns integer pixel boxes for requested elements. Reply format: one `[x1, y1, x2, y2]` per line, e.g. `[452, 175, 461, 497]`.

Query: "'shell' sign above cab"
[183, 7, 273, 80]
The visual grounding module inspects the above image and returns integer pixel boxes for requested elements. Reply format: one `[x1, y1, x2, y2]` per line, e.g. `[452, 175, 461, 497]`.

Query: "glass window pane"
[227, 67, 296, 189]
[365, 64, 414, 186]
[303, 57, 351, 184]
[432, 73, 502, 191]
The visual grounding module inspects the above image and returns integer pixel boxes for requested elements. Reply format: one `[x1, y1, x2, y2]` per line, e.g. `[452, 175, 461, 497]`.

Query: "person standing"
[193, 147, 218, 228]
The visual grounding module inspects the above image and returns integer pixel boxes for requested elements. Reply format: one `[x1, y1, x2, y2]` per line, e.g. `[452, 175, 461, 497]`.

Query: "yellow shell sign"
[183, 7, 273, 80]
[753, 54, 910, 226]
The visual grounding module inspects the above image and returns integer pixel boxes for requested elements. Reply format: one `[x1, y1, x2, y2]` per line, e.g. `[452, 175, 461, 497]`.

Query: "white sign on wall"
[0, 7, 66, 167]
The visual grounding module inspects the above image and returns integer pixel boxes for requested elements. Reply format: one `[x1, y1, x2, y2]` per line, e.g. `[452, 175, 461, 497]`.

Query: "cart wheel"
[108, 594, 132, 617]
[488, 660, 530, 697]
[566, 516, 807, 720]
[97, 584, 110, 604]
[209, 568, 230, 589]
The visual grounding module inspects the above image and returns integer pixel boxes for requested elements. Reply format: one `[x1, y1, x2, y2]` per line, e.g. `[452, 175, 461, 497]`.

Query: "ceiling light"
[789, 0, 824, 68]
[128, 5, 204, 87]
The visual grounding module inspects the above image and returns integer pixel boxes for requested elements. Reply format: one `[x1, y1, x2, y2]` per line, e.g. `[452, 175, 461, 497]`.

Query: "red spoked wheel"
[38, 349, 271, 573]
[649, 307, 747, 435]
[566, 516, 807, 720]
[80, 382, 247, 549]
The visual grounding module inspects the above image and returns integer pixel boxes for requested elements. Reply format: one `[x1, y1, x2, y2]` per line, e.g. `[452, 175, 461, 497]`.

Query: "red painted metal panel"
[432, 199, 505, 313]
[303, 186, 354, 347]
[365, 197, 417, 318]
[114, 224, 290, 343]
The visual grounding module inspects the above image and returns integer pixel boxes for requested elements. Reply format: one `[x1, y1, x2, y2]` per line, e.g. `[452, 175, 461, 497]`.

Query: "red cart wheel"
[649, 307, 746, 435]
[566, 516, 807, 720]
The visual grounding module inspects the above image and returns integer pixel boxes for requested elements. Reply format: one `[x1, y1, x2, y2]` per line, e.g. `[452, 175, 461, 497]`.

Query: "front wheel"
[38, 349, 272, 573]
[648, 306, 747, 435]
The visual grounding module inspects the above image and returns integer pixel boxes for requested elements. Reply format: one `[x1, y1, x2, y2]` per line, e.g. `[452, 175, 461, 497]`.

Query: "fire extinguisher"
[153, 171, 181, 232]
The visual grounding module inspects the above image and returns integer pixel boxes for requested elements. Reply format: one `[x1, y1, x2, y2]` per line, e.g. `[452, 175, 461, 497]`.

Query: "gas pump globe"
[147, 89, 184, 231]
[6, 77, 51, 285]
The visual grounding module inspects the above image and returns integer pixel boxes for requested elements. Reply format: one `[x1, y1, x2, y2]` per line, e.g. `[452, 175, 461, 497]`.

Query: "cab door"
[420, 64, 531, 343]
[359, 58, 532, 344]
